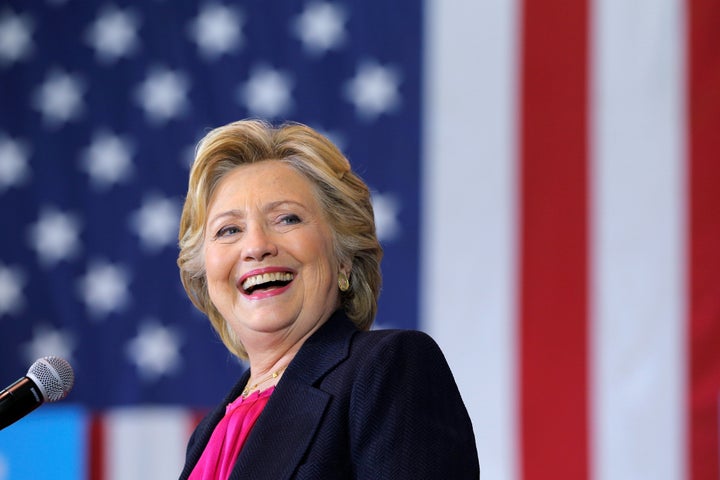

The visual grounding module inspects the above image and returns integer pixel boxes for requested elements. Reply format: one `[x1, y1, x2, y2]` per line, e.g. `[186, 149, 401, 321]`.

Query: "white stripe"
[590, 0, 686, 478]
[422, 1, 519, 479]
[105, 407, 192, 480]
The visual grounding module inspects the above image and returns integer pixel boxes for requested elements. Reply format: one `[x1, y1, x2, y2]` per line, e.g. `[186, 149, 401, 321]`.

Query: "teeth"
[242, 272, 294, 291]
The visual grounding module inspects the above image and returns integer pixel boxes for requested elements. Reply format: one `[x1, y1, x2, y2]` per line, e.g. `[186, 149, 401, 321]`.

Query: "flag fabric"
[423, 1, 720, 480]
[0, 1, 718, 480]
[0, 1, 419, 478]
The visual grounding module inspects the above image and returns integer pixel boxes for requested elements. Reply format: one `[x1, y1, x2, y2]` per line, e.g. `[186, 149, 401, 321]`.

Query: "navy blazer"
[179, 311, 479, 479]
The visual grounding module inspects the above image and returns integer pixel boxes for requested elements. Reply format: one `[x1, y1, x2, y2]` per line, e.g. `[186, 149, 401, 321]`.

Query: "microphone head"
[25, 356, 75, 402]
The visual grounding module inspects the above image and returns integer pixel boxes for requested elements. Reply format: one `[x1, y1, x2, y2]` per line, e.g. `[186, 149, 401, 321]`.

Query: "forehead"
[209, 161, 320, 210]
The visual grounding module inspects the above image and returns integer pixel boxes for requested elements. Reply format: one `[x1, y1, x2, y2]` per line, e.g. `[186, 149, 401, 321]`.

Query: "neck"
[248, 350, 295, 380]
[243, 312, 334, 377]
[241, 351, 295, 398]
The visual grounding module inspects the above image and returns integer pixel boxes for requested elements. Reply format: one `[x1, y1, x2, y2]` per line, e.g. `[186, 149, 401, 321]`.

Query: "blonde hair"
[177, 120, 383, 359]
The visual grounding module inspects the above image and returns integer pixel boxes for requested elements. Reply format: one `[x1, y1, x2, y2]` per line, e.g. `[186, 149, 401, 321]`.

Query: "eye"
[279, 214, 302, 225]
[215, 225, 241, 238]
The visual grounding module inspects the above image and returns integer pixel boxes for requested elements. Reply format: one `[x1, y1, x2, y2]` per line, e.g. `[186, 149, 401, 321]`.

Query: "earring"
[338, 272, 350, 292]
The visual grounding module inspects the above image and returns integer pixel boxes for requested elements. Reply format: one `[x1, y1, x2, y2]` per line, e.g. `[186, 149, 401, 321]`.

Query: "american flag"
[0, 0, 418, 478]
[0, 0, 718, 480]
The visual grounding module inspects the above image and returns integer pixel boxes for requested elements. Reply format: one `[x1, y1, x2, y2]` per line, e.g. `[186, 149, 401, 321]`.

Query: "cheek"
[204, 245, 232, 283]
[309, 236, 338, 279]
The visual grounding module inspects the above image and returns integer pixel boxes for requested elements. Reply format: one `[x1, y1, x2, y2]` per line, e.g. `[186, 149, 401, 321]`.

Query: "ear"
[338, 260, 352, 277]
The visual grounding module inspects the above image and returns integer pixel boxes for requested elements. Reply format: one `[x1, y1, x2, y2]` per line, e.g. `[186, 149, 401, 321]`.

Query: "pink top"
[189, 386, 275, 480]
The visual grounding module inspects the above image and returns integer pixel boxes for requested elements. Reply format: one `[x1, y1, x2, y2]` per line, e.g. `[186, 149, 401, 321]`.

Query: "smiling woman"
[176, 120, 479, 480]
[203, 161, 342, 357]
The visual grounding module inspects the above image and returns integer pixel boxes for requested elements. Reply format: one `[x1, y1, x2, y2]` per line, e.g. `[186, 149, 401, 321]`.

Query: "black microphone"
[0, 356, 75, 431]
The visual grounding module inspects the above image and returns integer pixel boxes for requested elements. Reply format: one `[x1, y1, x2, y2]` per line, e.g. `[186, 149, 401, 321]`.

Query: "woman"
[177, 120, 479, 479]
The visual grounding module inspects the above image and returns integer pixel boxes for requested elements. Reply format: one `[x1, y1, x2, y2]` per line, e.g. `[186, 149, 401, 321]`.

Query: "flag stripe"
[88, 413, 106, 480]
[421, 1, 519, 479]
[688, 0, 720, 478]
[518, 0, 590, 478]
[590, 1, 687, 479]
[104, 408, 192, 480]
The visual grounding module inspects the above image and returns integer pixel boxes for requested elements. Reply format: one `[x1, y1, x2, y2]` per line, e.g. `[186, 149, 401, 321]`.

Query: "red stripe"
[518, 1, 590, 479]
[687, 0, 720, 478]
[190, 409, 208, 435]
[88, 412, 105, 480]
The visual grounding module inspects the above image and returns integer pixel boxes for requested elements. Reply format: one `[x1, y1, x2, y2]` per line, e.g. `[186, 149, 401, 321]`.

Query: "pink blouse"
[189, 386, 275, 480]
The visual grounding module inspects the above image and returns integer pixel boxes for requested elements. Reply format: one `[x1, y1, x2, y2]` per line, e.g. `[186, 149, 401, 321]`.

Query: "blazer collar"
[282, 309, 357, 385]
[229, 310, 357, 479]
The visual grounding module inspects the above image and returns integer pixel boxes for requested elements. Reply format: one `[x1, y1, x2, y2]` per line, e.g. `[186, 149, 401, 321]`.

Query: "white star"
[344, 61, 401, 120]
[372, 191, 401, 242]
[22, 324, 76, 366]
[126, 320, 182, 381]
[129, 194, 180, 252]
[85, 5, 140, 63]
[0, 264, 25, 316]
[293, 2, 347, 55]
[32, 70, 85, 128]
[237, 65, 293, 118]
[188, 3, 243, 60]
[80, 130, 134, 189]
[0, 135, 31, 190]
[77, 260, 130, 318]
[0, 10, 33, 65]
[135, 67, 190, 124]
[27, 208, 82, 266]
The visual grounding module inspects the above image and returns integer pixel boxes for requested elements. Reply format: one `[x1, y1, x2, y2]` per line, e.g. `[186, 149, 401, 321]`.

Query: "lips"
[238, 267, 295, 296]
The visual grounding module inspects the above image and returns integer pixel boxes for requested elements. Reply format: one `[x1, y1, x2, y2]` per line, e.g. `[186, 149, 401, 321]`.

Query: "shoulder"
[353, 327, 439, 348]
[311, 326, 456, 397]
[350, 328, 447, 366]
[344, 328, 458, 391]
[298, 312, 450, 382]
[343, 329, 480, 477]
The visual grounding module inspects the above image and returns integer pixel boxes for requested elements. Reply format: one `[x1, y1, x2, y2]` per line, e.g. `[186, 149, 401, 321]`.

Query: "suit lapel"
[230, 380, 330, 479]
[229, 311, 356, 479]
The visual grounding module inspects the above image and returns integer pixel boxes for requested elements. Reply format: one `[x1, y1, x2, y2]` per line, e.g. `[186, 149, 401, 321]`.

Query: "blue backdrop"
[0, 0, 421, 409]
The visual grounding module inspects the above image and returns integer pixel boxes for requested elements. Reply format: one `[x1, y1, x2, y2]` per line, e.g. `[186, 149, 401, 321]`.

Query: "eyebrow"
[208, 200, 309, 226]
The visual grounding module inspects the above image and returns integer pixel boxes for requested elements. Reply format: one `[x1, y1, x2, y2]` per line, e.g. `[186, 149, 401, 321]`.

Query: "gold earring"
[338, 272, 350, 292]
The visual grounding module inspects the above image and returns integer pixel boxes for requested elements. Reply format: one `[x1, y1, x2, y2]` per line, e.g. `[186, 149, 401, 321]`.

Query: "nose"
[242, 224, 278, 262]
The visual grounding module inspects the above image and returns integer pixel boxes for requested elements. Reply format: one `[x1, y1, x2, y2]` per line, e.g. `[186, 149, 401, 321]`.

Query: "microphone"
[0, 356, 75, 431]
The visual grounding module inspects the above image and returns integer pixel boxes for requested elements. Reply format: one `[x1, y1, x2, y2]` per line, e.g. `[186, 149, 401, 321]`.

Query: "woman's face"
[203, 161, 341, 354]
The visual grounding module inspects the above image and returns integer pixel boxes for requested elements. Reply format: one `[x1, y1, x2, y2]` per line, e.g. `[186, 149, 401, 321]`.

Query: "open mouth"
[241, 271, 294, 295]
